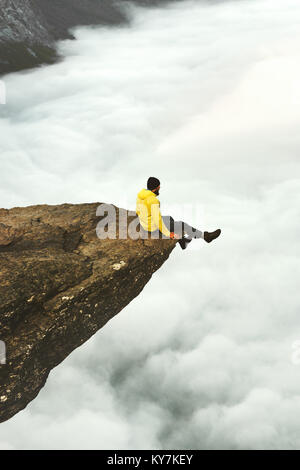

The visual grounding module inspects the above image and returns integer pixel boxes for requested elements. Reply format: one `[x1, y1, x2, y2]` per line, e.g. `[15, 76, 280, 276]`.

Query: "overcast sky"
[0, 0, 300, 449]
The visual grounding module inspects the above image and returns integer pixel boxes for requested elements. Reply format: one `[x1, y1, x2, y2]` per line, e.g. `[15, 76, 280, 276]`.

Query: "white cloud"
[0, 0, 300, 449]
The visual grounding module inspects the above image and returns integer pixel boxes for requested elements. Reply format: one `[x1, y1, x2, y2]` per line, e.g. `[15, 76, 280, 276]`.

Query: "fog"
[0, 0, 300, 449]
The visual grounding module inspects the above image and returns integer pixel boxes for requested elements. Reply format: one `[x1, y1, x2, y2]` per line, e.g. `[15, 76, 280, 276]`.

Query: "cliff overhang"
[0, 202, 176, 422]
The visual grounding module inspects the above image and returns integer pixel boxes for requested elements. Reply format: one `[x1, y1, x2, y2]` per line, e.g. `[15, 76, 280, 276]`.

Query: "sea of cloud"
[0, 0, 300, 449]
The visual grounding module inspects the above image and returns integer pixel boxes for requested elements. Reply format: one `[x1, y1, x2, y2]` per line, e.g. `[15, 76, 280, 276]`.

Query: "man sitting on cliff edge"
[136, 177, 221, 250]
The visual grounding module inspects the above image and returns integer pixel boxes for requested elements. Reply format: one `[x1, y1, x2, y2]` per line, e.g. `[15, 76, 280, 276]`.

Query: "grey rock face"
[0, 202, 176, 423]
[0, 0, 51, 44]
[0, 0, 126, 74]
[0, 0, 181, 75]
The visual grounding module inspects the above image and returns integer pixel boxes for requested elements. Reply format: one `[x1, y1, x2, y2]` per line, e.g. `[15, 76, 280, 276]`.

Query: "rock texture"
[0, 0, 125, 75]
[0, 202, 176, 423]
[0, 0, 181, 75]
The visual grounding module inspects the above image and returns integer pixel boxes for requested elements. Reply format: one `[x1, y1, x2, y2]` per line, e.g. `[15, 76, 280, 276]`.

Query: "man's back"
[136, 188, 160, 233]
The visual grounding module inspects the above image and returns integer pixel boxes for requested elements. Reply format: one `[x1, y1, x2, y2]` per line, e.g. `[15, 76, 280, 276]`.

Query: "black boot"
[204, 229, 221, 243]
[178, 236, 193, 250]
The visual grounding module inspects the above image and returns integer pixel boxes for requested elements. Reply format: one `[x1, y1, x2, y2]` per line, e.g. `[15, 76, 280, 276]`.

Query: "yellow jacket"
[136, 188, 171, 238]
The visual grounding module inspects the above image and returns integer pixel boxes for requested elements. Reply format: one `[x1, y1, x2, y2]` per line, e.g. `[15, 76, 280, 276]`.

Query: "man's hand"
[170, 232, 181, 240]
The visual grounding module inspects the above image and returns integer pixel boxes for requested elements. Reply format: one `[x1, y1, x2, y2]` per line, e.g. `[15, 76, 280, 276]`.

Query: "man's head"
[147, 177, 160, 195]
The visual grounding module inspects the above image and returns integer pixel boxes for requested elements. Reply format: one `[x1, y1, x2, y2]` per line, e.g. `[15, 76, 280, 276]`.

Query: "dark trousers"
[139, 216, 202, 239]
[139, 215, 203, 239]
[162, 216, 203, 239]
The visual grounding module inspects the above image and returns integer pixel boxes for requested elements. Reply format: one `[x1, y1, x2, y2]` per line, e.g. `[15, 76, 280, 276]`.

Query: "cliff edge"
[0, 202, 176, 422]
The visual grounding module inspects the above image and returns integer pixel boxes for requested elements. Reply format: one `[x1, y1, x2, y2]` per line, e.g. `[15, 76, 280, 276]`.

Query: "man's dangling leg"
[175, 220, 221, 244]
[162, 216, 190, 250]
[161, 216, 220, 247]
[162, 216, 191, 239]
[173, 220, 203, 239]
[185, 223, 204, 239]
[183, 222, 221, 243]
[171, 219, 193, 249]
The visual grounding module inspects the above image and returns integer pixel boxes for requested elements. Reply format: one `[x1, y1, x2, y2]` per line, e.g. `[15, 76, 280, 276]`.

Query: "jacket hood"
[137, 188, 156, 200]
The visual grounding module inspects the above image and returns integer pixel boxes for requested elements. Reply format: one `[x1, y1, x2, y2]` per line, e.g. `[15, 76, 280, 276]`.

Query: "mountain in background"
[0, 0, 179, 75]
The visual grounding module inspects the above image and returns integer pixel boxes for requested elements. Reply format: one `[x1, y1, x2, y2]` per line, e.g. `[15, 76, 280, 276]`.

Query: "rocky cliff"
[0, 0, 126, 75]
[0, 202, 176, 423]
[0, 0, 181, 75]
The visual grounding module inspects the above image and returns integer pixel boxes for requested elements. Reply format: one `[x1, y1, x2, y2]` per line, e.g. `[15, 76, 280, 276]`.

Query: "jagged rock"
[0, 0, 126, 75]
[0, 0, 181, 75]
[0, 202, 176, 423]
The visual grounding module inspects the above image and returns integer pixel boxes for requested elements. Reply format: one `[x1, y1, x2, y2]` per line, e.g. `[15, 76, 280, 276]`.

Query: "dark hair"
[147, 177, 160, 191]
